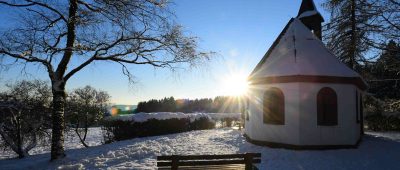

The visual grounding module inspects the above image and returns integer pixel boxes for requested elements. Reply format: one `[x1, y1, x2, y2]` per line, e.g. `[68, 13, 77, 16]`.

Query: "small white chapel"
[244, 0, 368, 149]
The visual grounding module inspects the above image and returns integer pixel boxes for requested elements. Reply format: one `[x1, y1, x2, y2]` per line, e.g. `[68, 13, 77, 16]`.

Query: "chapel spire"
[297, 0, 324, 40]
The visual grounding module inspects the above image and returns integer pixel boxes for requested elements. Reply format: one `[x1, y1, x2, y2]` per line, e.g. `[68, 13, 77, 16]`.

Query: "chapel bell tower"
[297, 0, 325, 40]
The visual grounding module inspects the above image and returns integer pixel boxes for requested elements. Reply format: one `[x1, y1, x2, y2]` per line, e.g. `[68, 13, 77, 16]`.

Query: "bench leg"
[244, 153, 253, 170]
[171, 156, 178, 170]
[252, 165, 259, 170]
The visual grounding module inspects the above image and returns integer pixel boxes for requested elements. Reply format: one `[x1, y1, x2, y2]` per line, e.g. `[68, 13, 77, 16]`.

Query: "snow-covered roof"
[250, 18, 364, 79]
[298, 10, 320, 19]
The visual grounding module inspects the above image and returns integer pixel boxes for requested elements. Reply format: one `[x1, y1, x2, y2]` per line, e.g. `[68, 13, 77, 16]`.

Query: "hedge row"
[365, 114, 400, 131]
[102, 117, 216, 143]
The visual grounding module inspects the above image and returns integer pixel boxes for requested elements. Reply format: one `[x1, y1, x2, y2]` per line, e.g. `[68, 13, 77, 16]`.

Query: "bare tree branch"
[0, 1, 34, 7]
[0, 0, 213, 160]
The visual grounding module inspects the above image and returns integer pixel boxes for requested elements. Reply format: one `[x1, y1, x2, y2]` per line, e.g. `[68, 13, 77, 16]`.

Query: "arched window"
[317, 87, 338, 126]
[263, 87, 285, 125]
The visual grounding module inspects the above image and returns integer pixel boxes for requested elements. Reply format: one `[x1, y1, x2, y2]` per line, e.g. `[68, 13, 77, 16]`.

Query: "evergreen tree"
[324, 0, 400, 73]
[368, 40, 400, 99]
[134, 96, 242, 113]
[323, 0, 375, 70]
[375, 40, 400, 79]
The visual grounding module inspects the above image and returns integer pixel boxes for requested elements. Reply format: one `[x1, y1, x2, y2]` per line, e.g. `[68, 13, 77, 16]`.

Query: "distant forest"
[134, 96, 244, 113]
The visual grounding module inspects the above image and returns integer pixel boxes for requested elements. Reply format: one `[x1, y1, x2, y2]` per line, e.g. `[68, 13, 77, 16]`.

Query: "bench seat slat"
[158, 160, 252, 166]
[157, 153, 261, 160]
[157, 159, 261, 166]
[156, 153, 261, 169]
[176, 164, 246, 170]
[158, 164, 246, 170]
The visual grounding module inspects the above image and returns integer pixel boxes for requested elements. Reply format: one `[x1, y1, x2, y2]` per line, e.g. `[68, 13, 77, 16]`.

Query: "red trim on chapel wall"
[249, 75, 368, 90]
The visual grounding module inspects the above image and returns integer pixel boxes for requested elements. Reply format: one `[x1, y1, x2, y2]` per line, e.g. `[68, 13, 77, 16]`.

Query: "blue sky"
[0, 0, 329, 105]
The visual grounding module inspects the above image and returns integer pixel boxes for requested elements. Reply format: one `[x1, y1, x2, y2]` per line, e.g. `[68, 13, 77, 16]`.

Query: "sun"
[221, 73, 249, 96]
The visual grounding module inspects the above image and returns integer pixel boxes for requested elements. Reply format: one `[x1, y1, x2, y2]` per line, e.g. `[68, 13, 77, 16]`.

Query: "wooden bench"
[157, 153, 261, 170]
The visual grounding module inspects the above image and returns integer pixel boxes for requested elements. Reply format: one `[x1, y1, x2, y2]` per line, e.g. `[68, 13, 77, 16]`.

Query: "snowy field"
[1, 128, 400, 170]
[0, 128, 103, 160]
[0, 112, 242, 160]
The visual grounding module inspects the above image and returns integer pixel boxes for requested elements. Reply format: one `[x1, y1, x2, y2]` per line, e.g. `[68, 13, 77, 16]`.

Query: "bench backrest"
[157, 153, 261, 170]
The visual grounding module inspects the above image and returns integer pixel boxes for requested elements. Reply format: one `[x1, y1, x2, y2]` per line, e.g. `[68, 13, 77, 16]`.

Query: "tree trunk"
[16, 114, 24, 158]
[76, 129, 89, 148]
[83, 113, 89, 146]
[75, 119, 89, 148]
[51, 84, 67, 160]
[50, 0, 78, 160]
[350, 0, 357, 70]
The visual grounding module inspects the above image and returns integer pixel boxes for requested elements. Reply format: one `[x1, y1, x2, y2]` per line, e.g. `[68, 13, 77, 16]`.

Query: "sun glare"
[221, 73, 249, 96]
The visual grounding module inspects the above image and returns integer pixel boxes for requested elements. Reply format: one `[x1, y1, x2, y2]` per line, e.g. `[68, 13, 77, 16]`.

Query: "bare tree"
[66, 86, 110, 148]
[375, 0, 400, 42]
[0, 0, 212, 160]
[0, 80, 52, 158]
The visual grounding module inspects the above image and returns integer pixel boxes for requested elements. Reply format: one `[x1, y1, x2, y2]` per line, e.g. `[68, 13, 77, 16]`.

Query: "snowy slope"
[1, 128, 400, 170]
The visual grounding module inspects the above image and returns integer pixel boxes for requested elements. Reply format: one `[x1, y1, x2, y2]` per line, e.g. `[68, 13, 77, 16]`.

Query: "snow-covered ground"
[1, 128, 400, 170]
[366, 131, 400, 142]
[0, 128, 103, 160]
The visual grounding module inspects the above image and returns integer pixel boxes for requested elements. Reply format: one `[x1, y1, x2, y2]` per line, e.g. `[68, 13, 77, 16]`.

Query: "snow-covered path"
[1, 129, 400, 170]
